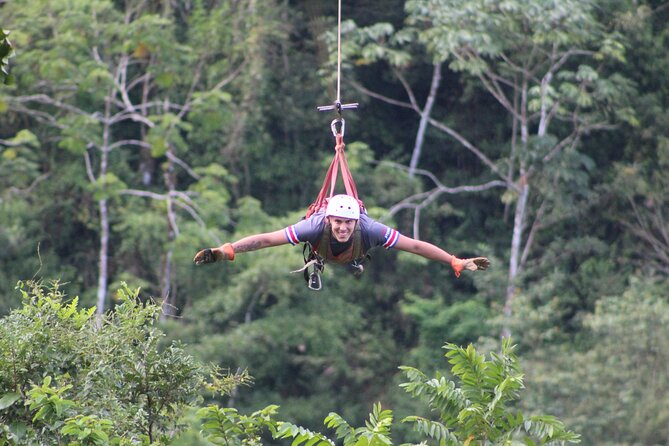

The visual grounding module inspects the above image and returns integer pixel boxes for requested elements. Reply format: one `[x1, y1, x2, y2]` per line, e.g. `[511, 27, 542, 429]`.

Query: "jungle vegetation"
[1, 0, 669, 444]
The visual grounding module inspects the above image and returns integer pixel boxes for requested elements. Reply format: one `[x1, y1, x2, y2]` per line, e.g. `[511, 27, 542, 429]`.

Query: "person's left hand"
[463, 257, 490, 271]
[451, 257, 490, 277]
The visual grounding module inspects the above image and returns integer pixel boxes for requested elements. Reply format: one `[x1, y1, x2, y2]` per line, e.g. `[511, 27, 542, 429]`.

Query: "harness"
[298, 220, 371, 290]
[315, 220, 364, 263]
[294, 114, 368, 290]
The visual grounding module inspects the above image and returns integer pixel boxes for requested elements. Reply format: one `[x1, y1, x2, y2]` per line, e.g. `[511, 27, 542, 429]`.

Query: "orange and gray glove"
[193, 243, 235, 265]
[451, 256, 490, 278]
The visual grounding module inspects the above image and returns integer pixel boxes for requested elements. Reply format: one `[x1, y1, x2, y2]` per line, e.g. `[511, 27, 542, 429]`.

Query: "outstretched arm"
[193, 230, 288, 265]
[393, 234, 490, 277]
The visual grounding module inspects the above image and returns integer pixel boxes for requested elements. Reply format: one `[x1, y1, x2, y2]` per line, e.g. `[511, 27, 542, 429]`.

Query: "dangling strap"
[291, 242, 325, 290]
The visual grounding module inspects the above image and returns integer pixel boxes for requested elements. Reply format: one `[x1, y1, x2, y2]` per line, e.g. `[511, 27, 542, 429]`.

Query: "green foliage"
[56, 115, 101, 155]
[1, 279, 580, 446]
[399, 339, 580, 445]
[269, 340, 578, 446]
[274, 421, 334, 446]
[405, 0, 604, 61]
[60, 415, 113, 446]
[327, 402, 393, 446]
[401, 292, 491, 371]
[0, 129, 41, 190]
[334, 20, 412, 69]
[0, 29, 14, 85]
[197, 404, 281, 446]
[0, 280, 205, 444]
[0, 1, 668, 445]
[146, 114, 193, 158]
[26, 376, 75, 425]
[520, 277, 669, 445]
[608, 96, 669, 275]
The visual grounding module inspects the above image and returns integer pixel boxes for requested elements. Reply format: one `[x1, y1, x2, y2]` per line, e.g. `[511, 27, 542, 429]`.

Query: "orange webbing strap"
[306, 134, 363, 218]
[334, 134, 359, 198]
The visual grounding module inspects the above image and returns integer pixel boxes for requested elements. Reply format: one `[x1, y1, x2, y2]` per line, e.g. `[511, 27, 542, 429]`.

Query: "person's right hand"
[193, 248, 217, 265]
[193, 243, 235, 265]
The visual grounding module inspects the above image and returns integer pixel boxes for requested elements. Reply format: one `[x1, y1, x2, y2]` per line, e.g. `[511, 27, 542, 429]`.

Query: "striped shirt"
[284, 211, 400, 252]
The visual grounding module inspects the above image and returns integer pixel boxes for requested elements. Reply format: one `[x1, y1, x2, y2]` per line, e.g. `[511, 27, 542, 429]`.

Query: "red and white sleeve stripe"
[284, 225, 300, 245]
[382, 228, 400, 249]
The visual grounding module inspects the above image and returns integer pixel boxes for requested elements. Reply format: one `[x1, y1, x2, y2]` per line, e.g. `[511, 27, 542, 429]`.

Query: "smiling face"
[327, 217, 357, 243]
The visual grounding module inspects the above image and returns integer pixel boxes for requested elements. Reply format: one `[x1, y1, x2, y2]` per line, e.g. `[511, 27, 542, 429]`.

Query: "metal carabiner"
[308, 270, 322, 291]
[331, 118, 345, 137]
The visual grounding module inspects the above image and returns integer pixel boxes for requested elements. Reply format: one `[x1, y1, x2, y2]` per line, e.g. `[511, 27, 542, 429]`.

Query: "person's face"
[328, 217, 357, 243]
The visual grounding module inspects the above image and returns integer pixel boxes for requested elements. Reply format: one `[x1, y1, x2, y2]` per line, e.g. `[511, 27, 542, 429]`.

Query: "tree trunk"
[96, 197, 110, 316]
[502, 76, 531, 337]
[160, 147, 179, 319]
[409, 62, 442, 176]
[504, 176, 528, 337]
[160, 249, 175, 318]
[96, 98, 113, 316]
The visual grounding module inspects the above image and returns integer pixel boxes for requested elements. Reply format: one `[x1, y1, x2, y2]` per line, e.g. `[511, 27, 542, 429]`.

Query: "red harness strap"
[306, 133, 364, 218]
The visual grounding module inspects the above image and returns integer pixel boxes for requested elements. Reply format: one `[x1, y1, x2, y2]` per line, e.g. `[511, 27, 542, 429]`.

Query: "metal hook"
[331, 118, 345, 137]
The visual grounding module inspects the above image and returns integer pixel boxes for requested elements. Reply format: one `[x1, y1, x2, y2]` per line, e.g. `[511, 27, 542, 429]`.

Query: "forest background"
[1, 0, 668, 444]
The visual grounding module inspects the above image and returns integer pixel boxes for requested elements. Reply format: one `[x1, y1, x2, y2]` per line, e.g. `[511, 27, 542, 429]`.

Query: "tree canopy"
[1, 0, 669, 444]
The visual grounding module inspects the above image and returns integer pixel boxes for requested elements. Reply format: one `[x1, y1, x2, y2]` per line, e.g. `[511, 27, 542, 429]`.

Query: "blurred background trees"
[1, 0, 668, 444]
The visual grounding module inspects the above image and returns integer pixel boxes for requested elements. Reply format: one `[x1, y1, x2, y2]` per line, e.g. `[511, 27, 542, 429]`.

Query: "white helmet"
[325, 194, 360, 220]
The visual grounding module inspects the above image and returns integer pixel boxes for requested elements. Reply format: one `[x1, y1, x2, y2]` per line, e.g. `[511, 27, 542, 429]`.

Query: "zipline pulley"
[318, 101, 358, 137]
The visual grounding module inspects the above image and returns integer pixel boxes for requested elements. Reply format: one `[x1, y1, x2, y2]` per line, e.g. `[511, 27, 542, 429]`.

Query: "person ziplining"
[193, 191, 490, 290]
[193, 0, 490, 289]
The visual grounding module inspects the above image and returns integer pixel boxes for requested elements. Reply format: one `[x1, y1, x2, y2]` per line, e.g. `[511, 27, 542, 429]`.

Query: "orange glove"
[193, 243, 235, 265]
[451, 256, 490, 277]
[451, 257, 464, 278]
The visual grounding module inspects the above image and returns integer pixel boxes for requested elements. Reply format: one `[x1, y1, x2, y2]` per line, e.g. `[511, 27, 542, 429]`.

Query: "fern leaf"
[274, 422, 335, 446]
[402, 366, 469, 426]
[523, 415, 581, 444]
[325, 412, 356, 446]
[401, 415, 459, 445]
